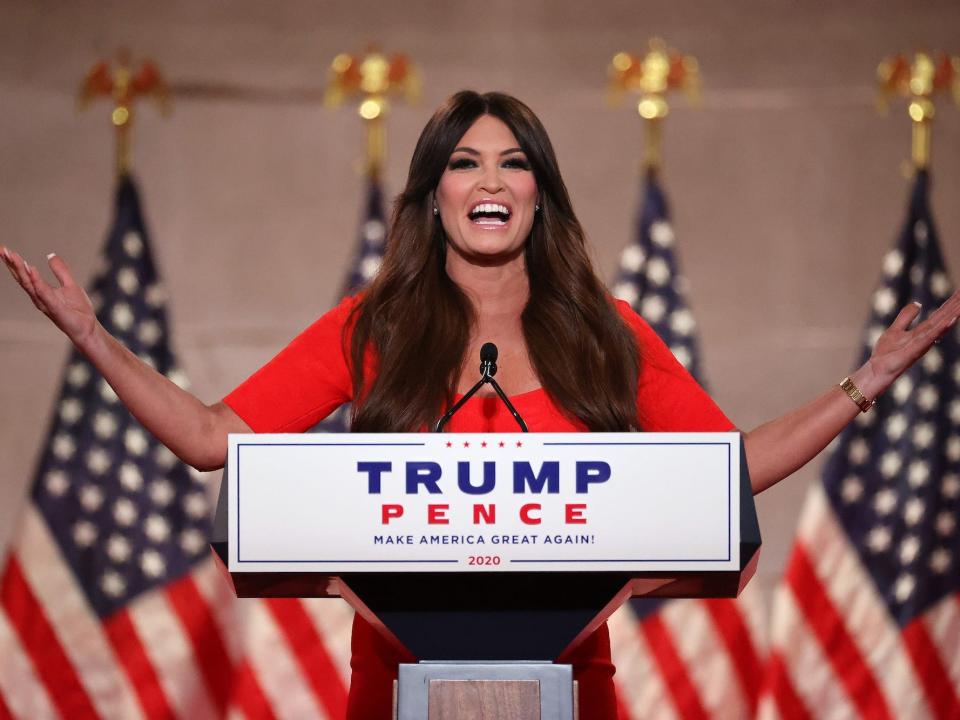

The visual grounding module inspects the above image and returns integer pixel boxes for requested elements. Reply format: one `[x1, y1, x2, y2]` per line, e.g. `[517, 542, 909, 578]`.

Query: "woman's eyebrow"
[451, 146, 525, 156]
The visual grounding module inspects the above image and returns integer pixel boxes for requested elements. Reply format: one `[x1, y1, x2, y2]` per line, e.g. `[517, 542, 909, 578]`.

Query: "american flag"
[315, 176, 388, 433]
[610, 169, 768, 719]
[757, 169, 960, 719]
[0, 175, 352, 718]
[611, 169, 706, 383]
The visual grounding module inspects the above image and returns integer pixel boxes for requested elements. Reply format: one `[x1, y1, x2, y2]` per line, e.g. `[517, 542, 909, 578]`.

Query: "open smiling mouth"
[468, 202, 512, 227]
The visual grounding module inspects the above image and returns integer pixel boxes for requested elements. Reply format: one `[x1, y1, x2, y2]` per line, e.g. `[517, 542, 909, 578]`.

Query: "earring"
[535, 202, 541, 212]
[433, 206, 439, 215]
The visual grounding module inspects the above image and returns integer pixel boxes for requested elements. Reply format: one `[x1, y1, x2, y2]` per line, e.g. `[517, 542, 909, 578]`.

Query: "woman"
[3, 90, 958, 719]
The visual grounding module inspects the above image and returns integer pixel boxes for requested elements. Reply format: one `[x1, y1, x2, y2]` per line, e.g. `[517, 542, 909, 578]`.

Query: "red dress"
[224, 296, 733, 720]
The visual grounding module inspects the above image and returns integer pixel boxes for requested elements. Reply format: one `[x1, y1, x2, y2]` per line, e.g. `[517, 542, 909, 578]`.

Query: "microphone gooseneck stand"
[434, 342, 529, 433]
[421, 344, 574, 719]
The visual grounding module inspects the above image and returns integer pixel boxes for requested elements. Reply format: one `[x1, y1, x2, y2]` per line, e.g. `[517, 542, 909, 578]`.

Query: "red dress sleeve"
[222, 295, 359, 432]
[615, 299, 735, 432]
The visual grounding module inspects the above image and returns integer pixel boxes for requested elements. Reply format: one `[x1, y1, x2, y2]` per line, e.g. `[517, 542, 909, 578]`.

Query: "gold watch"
[840, 376, 874, 413]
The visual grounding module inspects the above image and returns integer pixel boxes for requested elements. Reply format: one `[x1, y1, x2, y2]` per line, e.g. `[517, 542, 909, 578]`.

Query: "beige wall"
[1, 1, 959, 599]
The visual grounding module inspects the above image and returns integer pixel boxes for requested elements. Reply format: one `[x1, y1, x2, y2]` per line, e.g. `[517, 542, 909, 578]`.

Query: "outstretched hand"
[867, 290, 960, 392]
[2, 247, 99, 347]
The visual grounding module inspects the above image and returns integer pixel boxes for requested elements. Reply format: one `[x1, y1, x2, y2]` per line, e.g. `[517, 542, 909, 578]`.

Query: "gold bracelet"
[840, 376, 874, 413]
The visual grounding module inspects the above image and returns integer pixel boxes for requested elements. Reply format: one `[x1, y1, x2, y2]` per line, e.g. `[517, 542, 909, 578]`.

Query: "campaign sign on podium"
[213, 431, 759, 664]
[215, 432, 757, 718]
[227, 433, 740, 575]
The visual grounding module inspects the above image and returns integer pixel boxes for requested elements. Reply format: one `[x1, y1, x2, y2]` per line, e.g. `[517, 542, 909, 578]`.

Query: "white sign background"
[228, 433, 740, 573]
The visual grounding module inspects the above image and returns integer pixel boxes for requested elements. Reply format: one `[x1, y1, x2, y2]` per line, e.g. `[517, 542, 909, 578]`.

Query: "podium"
[212, 432, 760, 719]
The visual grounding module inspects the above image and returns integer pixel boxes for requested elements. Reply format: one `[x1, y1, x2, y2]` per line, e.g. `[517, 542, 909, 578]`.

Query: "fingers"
[942, 288, 960, 321]
[2, 246, 24, 284]
[26, 264, 55, 315]
[1, 247, 20, 285]
[3, 248, 51, 315]
[932, 294, 960, 342]
[924, 290, 960, 335]
[22, 264, 52, 316]
[3, 248, 34, 294]
[46, 252, 76, 289]
[891, 301, 923, 331]
[4, 248, 72, 287]
[908, 290, 960, 347]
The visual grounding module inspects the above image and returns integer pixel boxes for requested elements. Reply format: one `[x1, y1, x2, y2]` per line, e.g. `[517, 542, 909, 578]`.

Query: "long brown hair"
[348, 91, 639, 431]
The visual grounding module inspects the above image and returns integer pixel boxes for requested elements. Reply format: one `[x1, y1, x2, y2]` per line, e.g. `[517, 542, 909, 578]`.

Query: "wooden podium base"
[428, 680, 540, 719]
[394, 663, 576, 720]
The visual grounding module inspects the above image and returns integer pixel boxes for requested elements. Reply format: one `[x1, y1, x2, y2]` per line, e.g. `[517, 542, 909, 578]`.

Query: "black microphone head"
[480, 342, 498, 363]
[479, 342, 498, 378]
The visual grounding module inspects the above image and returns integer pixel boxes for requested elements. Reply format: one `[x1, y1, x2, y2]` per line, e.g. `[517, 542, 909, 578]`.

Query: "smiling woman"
[348, 91, 642, 436]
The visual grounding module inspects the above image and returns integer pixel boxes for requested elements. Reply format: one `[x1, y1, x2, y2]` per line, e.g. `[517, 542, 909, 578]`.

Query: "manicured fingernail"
[46, 253, 56, 260]
[912, 301, 922, 308]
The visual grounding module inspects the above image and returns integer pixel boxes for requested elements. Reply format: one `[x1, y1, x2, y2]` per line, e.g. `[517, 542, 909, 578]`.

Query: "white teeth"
[471, 202, 510, 216]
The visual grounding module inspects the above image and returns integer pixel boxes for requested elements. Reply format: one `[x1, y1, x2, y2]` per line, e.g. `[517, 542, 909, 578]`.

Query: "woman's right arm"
[3, 246, 249, 471]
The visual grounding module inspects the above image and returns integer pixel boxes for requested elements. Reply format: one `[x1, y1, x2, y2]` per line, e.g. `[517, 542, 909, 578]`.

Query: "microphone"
[434, 342, 529, 433]
[480, 342, 497, 378]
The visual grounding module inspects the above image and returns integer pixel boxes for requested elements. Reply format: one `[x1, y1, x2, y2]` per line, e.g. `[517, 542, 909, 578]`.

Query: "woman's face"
[435, 114, 538, 265]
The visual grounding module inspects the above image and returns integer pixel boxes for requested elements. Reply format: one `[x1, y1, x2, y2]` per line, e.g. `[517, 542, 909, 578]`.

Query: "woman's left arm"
[744, 291, 960, 495]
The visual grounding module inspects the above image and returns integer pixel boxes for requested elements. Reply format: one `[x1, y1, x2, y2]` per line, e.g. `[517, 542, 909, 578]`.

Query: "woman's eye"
[503, 157, 531, 170]
[448, 158, 476, 170]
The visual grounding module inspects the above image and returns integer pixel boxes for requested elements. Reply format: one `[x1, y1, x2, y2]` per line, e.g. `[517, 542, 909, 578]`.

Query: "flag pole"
[325, 46, 420, 180]
[606, 39, 700, 174]
[604, 41, 764, 717]
[877, 50, 959, 170]
[606, 40, 711, 382]
[77, 49, 170, 179]
[313, 46, 420, 434]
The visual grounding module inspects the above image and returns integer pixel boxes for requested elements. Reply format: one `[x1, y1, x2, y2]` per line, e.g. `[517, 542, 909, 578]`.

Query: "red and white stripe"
[0, 609, 58, 719]
[665, 600, 756, 718]
[611, 604, 676, 720]
[260, 598, 349, 718]
[755, 652, 812, 720]
[235, 598, 326, 719]
[609, 590, 766, 719]
[760, 581, 855, 719]
[922, 595, 960, 696]
[6, 507, 144, 719]
[0, 500, 360, 720]
[126, 577, 221, 718]
[0, 504, 286, 720]
[297, 597, 353, 684]
[759, 484, 960, 720]
[229, 596, 353, 720]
